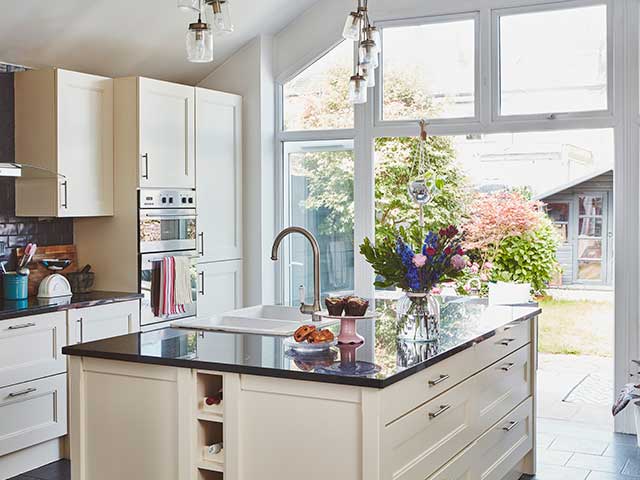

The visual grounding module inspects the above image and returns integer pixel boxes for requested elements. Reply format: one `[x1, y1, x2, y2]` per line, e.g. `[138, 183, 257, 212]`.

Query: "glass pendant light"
[359, 39, 378, 69]
[348, 74, 367, 104]
[366, 26, 381, 56]
[342, 11, 361, 40]
[360, 63, 375, 88]
[186, 13, 213, 63]
[177, 0, 200, 11]
[206, 0, 234, 35]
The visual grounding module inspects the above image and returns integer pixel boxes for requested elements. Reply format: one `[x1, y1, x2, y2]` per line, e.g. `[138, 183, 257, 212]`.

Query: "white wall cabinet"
[138, 78, 195, 189]
[14, 68, 114, 217]
[195, 88, 243, 263]
[198, 260, 243, 318]
[67, 300, 140, 345]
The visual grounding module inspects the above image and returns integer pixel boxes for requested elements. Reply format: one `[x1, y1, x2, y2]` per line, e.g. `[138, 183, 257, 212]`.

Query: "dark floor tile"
[604, 443, 640, 459]
[587, 471, 640, 479]
[521, 464, 590, 479]
[7, 476, 39, 480]
[23, 460, 70, 480]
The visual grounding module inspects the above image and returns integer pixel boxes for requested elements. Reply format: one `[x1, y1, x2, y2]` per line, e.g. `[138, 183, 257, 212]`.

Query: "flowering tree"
[462, 191, 542, 265]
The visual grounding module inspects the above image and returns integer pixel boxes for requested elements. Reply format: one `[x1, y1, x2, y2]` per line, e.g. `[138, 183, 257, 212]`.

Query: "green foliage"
[375, 136, 471, 243]
[359, 233, 407, 290]
[491, 217, 561, 295]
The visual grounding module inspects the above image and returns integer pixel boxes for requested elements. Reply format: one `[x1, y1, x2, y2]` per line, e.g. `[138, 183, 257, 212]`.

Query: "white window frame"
[374, 11, 482, 128]
[491, 0, 614, 123]
[275, 0, 640, 434]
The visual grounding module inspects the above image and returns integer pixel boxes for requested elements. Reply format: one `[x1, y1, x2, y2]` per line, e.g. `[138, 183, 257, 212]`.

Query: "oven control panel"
[139, 189, 196, 209]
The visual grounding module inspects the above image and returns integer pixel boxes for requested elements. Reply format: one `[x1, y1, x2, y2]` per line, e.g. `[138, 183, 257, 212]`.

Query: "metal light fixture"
[342, 0, 380, 104]
[204, 0, 234, 35]
[186, 12, 213, 63]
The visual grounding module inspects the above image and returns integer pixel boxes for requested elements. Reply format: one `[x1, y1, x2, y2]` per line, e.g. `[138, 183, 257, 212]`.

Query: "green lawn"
[537, 297, 613, 357]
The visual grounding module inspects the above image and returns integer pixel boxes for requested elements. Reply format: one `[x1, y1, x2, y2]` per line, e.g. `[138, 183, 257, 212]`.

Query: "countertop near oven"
[0, 291, 143, 321]
[63, 298, 540, 388]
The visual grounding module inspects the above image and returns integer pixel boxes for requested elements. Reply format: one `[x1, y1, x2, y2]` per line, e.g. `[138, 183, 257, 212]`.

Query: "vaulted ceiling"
[0, 0, 318, 85]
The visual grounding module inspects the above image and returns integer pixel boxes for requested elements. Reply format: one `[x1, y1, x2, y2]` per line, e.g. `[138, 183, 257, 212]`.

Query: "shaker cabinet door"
[57, 69, 114, 217]
[197, 260, 243, 318]
[139, 78, 195, 189]
[195, 88, 242, 263]
[68, 300, 140, 345]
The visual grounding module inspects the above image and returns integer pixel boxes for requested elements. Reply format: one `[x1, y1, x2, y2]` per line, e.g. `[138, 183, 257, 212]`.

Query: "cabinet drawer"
[425, 444, 475, 480]
[476, 397, 534, 480]
[475, 345, 532, 434]
[383, 377, 475, 480]
[0, 312, 67, 388]
[68, 300, 140, 344]
[475, 318, 530, 368]
[382, 346, 475, 425]
[0, 373, 68, 457]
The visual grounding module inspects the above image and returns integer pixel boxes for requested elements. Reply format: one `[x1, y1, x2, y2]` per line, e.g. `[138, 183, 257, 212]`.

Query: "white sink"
[171, 305, 338, 336]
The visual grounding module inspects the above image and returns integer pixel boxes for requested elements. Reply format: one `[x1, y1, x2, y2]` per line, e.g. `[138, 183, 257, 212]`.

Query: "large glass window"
[282, 41, 354, 131]
[499, 4, 608, 116]
[381, 16, 476, 121]
[284, 140, 355, 304]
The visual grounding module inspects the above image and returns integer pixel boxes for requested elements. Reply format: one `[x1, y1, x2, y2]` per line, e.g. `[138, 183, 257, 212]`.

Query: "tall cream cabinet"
[116, 77, 195, 189]
[195, 88, 242, 263]
[14, 69, 114, 217]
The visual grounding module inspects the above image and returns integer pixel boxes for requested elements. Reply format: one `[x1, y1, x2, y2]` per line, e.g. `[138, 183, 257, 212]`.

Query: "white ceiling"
[0, 0, 318, 85]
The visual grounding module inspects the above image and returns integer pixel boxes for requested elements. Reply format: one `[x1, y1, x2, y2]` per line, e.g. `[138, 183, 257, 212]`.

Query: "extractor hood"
[0, 163, 65, 179]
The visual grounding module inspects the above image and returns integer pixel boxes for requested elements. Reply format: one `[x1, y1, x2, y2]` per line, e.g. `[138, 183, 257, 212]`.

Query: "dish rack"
[196, 371, 225, 479]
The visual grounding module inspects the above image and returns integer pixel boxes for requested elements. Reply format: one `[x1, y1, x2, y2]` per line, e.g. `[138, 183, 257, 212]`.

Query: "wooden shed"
[536, 168, 613, 286]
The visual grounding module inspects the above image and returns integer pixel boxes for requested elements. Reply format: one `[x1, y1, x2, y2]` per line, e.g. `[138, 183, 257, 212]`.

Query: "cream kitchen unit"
[197, 260, 243, 320]
[14, 68, 114, 217]
[0, 294, 141, 480]
[64, 301, 539, 480]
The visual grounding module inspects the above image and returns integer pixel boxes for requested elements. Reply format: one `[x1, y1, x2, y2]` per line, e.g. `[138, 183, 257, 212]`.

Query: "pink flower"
[483, 262, 493, 271]
[463, 283, 471, 292]
[431, 286, 442, 295]
[451, 254, 466, 270]
[412, 254, 427, 268]
[470, 263, 479, 274]
[480, 273, 488, 281]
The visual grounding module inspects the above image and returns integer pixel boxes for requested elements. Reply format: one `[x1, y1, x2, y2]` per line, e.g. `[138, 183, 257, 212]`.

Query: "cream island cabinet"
[64, 301, 539, 480]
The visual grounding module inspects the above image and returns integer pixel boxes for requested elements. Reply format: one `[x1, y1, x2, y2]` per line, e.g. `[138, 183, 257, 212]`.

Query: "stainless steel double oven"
[139, 189, 198, 330]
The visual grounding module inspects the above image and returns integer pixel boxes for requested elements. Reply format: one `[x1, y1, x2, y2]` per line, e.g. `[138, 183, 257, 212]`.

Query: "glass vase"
[396, 292, 441, 342]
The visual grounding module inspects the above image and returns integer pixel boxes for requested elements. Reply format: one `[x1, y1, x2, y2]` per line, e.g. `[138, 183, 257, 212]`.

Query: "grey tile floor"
[8, 459, 69, 480]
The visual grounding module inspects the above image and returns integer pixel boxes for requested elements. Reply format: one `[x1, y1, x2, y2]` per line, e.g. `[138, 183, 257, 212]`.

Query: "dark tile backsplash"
[0, 69, 74, 268]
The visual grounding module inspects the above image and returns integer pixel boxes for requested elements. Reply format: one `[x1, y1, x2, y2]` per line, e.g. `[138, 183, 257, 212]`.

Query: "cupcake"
[345, 296, 369, 317]
[325, 296, 346, 316]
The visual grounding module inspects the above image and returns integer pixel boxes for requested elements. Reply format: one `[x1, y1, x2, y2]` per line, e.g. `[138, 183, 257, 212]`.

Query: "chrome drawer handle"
[497, 338, 516, 346]
[8, 387, 37, 398]
[502, 420, 519, 432]
[428, 404, 451, 419]
[428, 374, 450, 387]
[500, 363, 516, 372]
[8, 322, 36, 330]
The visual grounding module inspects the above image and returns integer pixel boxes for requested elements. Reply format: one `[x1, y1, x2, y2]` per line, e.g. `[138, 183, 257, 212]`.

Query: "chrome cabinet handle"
[77, 318, 83, 344]
[144, 213, 198, 219]
[428, 374, 450, 387]
[500, 363, 516, 372]
[199, 232, 205, 256]
[8, 387, 37, 398]
[502, 420, 519, 432]
[199, 272, 205, 296]
[428, 404, 451, 419]
[497, 338, 516, 346]
[61, 181, 68, 209]
[8, 322, 36, 330]
[142, 153, 149, 180]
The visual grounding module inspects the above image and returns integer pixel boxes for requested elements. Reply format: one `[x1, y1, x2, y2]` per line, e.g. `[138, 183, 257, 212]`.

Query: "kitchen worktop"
[63, 298, 540, 388]
[0, 290, 143, 320]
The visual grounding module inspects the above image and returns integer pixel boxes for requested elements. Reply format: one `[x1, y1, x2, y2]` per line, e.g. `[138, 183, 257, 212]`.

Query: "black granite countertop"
[63, 298, 540, 388]
[0, 291, 143, 320]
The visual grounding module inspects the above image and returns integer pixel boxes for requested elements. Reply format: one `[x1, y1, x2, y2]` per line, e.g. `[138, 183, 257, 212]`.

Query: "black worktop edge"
[0, 292, 143, 321]
[62, 307, 541, 389]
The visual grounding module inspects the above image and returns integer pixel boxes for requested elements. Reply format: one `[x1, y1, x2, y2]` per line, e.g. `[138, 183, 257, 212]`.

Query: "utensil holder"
[3, 273, 29, 300]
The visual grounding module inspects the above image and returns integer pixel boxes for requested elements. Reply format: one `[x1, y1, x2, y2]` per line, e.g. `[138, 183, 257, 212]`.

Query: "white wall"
[198, 36, 276, 306]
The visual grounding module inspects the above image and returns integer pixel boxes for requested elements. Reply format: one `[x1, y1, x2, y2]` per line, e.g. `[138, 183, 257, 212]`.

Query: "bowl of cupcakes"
[323, 296, 376, 345]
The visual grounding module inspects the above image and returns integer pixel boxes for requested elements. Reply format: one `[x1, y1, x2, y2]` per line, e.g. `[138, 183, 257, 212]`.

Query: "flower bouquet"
[360, 225, 467, 342]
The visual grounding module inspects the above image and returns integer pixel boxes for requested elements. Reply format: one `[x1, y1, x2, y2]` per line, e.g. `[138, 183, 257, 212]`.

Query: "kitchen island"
[63, 298, 540, 480]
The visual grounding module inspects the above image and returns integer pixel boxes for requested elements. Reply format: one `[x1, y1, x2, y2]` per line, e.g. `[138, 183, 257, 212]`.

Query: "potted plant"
[360, 225, 467, 342]
[613, 381, 640, 447]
